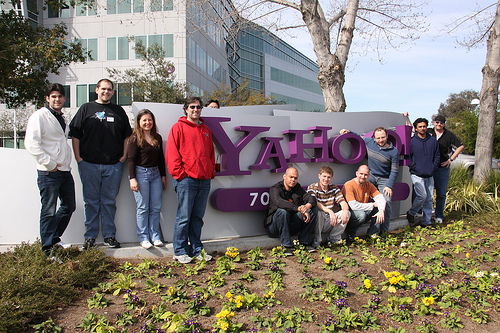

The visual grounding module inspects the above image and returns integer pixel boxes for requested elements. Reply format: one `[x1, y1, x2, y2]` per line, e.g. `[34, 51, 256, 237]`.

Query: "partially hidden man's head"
[283, 167, 299, 191]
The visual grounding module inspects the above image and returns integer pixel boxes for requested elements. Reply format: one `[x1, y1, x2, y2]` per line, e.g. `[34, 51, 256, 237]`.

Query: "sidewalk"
[0, 217, 410, 259]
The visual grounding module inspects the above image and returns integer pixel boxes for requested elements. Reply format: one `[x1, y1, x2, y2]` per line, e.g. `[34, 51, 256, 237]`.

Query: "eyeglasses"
[188, 105, 203, 110]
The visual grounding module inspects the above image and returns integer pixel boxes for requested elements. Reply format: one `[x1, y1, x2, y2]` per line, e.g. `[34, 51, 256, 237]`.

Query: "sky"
[273, 0, 491, 121]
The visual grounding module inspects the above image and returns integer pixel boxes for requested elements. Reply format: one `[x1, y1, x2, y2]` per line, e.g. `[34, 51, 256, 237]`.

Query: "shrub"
[0, 241, 114, 333]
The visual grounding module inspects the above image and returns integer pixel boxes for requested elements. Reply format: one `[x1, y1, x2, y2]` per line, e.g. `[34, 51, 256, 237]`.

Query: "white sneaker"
[153, 240, 164, 247]
[173, 254, 192, 264]
[195, 253, 212, 261]
[435, 218, 443, 224]
[140, 240, 153, 249]
[56, 241, 71, 249]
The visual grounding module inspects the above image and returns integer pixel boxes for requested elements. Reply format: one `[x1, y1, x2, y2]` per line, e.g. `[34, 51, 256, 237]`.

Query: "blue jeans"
[78, 160, 123, 239]
[37, 170, 75, 255]
[368, 175, 392, 233]
[409, 174, 434, 225]
[433, 167, 450, 220]
[346, 208, 380, 240]
[266, 207, 317, 247]
[133, 166, 162, 242]
[172, 177, 211, 256]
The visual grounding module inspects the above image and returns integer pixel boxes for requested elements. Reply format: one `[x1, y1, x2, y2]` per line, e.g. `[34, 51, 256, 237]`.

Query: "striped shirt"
[307, 182, 345, 212]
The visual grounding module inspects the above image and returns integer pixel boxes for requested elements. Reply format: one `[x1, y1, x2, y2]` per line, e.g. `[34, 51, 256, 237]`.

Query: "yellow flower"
[384, 271, 392, 278]
[388, 286, 396, 293]
[466, 253, 471, 258]
[167, 286, 174, 296]
[225, 291, 233, 299]
[423, 296, 435, 306]
[218, 320, 229, 330]
[265, 291, 274, 298]
[393, 271, 401, 277]
[456, 245, 460, 248]
[364, 279, 372, 289]
[400, 259, 404, 264]
[389, 277, 399, 285]
[324, 257, 332, 264]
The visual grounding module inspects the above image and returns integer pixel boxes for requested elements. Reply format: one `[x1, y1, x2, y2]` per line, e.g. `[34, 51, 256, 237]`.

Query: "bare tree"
[235, 0, 428, 112]
[445, 1, 500, 182]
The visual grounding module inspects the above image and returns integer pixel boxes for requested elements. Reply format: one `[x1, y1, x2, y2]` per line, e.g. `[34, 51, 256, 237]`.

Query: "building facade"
[1, 0, 324, 113]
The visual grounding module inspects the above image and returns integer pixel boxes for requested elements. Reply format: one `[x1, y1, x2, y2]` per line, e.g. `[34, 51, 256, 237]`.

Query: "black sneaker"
[284, 247, 293, 256]
[406, 211, 416, 227]
[104, 237, 121, 248]
[83, 238, 95, 250]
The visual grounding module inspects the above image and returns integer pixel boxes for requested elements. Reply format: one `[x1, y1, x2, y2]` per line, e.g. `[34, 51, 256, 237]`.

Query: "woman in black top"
[128, 109, 167, 249]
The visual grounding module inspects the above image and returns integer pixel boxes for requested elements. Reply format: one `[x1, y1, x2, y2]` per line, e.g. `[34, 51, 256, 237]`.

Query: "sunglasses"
[188, 105, 203, 110]
[434, 121, 444, 125]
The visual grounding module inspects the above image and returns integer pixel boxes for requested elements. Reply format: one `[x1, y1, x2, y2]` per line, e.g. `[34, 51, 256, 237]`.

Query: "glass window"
[133, 0, 144, 13]
[107, 0, 116, 14]
[117, 83, 131, 105]
[107, 37, 116, 60]
[162, 34, 173, 57]
[77, 84, 87, 107]
[117, 0, 130, 13]
[89, 84, 98, 102]
[118, 37, 129, 60]
[148, 35, 162, 48]
[164, 0, 173, 10]
[63, 85, 70, 108]
[88, 39, 98, 61]
[150, 0, 161, 11]
[60, 4, 70, 17]
[135, 35, 146, 59]
[188, 38, 196, 63]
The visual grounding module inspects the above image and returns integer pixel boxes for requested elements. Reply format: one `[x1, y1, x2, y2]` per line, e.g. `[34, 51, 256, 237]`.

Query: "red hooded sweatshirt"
[166, 116, 215, 180]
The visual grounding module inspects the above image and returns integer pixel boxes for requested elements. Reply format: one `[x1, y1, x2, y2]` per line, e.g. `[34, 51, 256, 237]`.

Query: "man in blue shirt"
[407, 118, 440, 227]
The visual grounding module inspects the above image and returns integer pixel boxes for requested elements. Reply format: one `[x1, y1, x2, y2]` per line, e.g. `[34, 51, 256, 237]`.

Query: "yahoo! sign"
[203, 116, 412, 213]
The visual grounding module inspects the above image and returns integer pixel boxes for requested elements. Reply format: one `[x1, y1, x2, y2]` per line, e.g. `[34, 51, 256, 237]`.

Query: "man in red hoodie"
[166, 97, 215, 264]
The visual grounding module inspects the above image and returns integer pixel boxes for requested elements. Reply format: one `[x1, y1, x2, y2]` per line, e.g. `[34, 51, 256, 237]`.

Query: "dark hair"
[372, 127, 387, 137]
[413, 118, 428, 129]
[319, 166, 333, 176]
[130, 109, 160, 148]
[206, 99, 220, 108]
[183, 96, 203, 115]
[46, 83, 65, 97]
[97, 78, 114, 89]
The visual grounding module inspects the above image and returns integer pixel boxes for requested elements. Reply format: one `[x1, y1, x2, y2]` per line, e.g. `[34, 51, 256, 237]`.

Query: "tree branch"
[328, 8, 347, 28]
[266, 0, 300, 11]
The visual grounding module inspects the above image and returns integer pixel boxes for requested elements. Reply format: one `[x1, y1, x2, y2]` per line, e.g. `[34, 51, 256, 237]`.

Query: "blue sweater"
[409, 134, 440, 178]
[362, 137, 400, 189]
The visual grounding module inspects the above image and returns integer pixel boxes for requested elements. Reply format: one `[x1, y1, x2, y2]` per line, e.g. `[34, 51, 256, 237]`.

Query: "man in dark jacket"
[407, 118, 440, 227]
[265, 167, 317, 255]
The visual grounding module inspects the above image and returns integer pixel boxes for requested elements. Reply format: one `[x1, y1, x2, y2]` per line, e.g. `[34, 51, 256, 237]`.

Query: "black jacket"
[264, 180, 316, 227]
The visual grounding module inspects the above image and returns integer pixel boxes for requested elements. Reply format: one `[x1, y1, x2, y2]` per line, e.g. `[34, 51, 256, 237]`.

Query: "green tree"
[0, 10, 86, 108]
[446, 99, 500, 159]
[107, 42, 187, 104]
[204, 81, 283, 106]
[437, 89, 479, 119]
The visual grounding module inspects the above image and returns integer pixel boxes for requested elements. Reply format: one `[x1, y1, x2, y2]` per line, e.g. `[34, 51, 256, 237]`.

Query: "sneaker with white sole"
[140, 240, 153, 249]
[435, 217, 443, 224]
[104, 237, 121, 248]
[173, 254, 192, 264]
[195, 253, 212, 261]
[153, 240, 164, 247]
[56, 241, 71, 249]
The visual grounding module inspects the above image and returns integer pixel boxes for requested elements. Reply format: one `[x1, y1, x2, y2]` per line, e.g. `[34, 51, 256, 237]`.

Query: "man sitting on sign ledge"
[264, 167, 317, 256]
